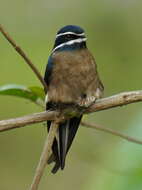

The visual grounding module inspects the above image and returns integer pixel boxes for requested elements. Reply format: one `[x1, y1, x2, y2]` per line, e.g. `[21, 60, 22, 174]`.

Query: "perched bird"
[44, 25, 104, 173]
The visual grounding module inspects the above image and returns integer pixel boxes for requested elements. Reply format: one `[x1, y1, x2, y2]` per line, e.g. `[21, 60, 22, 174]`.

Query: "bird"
[44, 25, 104, 174]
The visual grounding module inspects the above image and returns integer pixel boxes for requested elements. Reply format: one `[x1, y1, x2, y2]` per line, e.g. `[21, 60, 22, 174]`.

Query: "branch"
[0, 24, 48, 92]
[0, 111, 59, 132]
[87, 90, 142, 112]
[82, 121, 142, 145]
[30, 122, 59, 190]
[0, 91, 142, 145]
[0, 90, 142, 133]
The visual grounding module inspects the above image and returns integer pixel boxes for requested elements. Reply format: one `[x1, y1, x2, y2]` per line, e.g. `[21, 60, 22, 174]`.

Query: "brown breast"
[48, 48, 103, 104]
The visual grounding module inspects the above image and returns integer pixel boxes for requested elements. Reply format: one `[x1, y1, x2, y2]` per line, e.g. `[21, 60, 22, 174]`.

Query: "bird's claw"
[78, 96, 96, 108]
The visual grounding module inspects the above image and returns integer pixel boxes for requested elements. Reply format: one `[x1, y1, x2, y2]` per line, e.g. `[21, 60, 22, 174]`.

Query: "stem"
[30, 122, 59, 190]
[82, 121, 142, 145]
[0, 24, 48, 92]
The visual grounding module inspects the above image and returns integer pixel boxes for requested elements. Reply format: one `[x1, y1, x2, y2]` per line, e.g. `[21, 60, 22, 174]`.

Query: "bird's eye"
[66, 34, 71, 38]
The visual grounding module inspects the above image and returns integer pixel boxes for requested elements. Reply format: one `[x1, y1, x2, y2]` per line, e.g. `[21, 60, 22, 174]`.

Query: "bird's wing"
[44, 55, 54, 87]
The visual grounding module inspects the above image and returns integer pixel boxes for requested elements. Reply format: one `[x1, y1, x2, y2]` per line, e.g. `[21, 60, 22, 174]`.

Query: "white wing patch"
[45, 94, 48, 103]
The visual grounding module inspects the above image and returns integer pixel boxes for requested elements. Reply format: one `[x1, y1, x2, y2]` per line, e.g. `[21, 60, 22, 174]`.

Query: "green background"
[0, 0, 142, 189]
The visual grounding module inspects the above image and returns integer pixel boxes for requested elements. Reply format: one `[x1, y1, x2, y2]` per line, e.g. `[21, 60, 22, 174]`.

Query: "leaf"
[0, 84, 45, 107]
[28, 86, 45, 100]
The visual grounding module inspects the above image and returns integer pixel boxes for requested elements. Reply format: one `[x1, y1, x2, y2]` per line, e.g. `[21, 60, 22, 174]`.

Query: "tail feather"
[66, 116, 82, 153]
[47, 113, 82, 173]
[59, 120, 70, 169]
[51, 161, 60, 174]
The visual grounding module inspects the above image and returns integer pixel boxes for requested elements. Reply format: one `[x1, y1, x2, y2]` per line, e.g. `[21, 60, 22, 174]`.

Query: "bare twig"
[0, 91, 142, 146]
[82, 121, 142, 145]
[87, 90, 142, 112]
[0, 111, 59, 132]
[30, 122, 59, 190]
[0, 91, 142, 133]
[0, 24, 48, 92]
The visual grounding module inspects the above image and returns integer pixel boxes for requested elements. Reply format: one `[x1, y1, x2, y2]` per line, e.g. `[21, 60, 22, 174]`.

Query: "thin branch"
[0, 90, 142, 133]
[30, 122, 59, 190]
[87, 90, 142, 112]
[0, 91, 142, 146]
[0, 111, 59, 132]
[82, 121, 142, 145]
[0, 24, 48, 92]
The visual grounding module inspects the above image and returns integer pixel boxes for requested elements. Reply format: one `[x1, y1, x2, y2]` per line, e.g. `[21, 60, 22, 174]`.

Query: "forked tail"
[47, 115, 82, 173]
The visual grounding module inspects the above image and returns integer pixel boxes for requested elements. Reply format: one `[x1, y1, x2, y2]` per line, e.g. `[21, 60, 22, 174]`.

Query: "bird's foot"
[78, 96, 96, 108]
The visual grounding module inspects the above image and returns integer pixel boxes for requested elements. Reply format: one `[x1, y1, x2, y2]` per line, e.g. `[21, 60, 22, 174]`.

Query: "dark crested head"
[52, 25, 87, 53]
[57, 25, 85, 35]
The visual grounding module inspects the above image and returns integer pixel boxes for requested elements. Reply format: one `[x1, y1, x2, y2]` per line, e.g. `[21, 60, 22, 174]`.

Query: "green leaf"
[28, 86, 45, 100]
[0, 84, 45, 107]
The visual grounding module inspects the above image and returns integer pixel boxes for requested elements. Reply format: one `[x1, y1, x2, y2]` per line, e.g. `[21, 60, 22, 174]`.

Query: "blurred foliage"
[0, 84, 44, 103]
[0, 0, 142, 190]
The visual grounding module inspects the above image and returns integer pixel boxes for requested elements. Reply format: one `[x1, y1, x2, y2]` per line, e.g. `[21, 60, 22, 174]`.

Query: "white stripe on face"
[56, 32, 85, 38]
[52, 37, 87, 53]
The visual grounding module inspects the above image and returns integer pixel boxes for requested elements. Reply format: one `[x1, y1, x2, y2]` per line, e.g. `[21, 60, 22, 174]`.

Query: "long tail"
[47, 115, 82, 174]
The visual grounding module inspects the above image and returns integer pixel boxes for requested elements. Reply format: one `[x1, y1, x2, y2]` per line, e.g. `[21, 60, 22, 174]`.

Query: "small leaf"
[28, 86, 45, 100]
[0, 84, 45, 107]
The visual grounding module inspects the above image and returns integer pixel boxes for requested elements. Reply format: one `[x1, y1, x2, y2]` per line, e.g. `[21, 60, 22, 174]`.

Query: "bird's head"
[52, 25, 87, 53]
